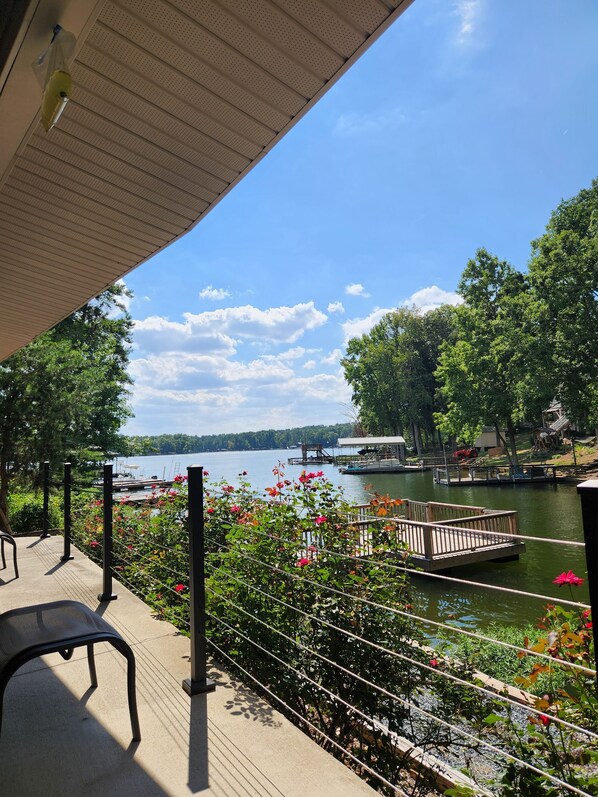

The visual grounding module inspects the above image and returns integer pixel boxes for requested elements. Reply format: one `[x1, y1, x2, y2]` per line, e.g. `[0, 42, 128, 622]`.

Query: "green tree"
[527, 178, 598, 435]
[435, 249, 530, 467]
[0, 285, 132, 523]
[342, 307, 455, 451]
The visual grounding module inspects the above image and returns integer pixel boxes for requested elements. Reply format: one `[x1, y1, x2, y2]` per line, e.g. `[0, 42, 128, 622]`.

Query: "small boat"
[339, 458, 407, 474]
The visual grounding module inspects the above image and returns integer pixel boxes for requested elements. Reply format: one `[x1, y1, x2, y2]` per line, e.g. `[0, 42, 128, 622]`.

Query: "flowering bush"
[71, 467, 484, 794]
[456, 571, 598, 795]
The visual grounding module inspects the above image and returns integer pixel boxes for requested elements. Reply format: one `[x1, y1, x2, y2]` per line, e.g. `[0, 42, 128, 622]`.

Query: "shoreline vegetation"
[124, 423, 353, 456]
[122, 427, 598, 481]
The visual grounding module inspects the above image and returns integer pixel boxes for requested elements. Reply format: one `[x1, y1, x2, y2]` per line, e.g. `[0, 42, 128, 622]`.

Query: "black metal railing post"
[61, 462, 74, 561]
[183, 465, 215, 696]
[577, 479, 598, 677]
[40, 461, 51, 538]
[98, 463, 117, 602]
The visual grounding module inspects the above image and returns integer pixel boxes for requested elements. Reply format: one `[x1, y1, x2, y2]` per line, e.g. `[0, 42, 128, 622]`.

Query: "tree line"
[124, 423, 354, 455]
[342, 178, 598, 466]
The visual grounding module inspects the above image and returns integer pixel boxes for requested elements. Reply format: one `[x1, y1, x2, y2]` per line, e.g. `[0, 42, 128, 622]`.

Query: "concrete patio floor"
[0, 535, 377, 797]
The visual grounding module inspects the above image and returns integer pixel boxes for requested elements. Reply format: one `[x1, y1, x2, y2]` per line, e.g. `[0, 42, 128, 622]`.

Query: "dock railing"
[357, 516, 519, 561]
[350, 499, 520, 562]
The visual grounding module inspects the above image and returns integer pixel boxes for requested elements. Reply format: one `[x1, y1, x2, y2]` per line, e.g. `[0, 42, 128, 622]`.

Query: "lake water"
[115, 449, 588, 630]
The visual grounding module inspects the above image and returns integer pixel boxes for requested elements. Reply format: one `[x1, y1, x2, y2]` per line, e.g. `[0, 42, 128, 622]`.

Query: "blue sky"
[121, 0, 598, 437]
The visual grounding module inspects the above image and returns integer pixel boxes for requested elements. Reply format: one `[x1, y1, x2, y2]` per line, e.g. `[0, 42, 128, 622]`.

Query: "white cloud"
[345, 283, 370, 298]
[115, 280, 132, 311]
[183, 302, 327, 344]
[339, 287, 461, 344]
[133, 301, 327, 354]
[402, 285, 463, 314]
[259, 346, 315, 363]
[322, 348, 342, 366]
[327, 301, 345, 314]
[125, 302, 348, 436]
[133, 316, 236, 356]
[131, 383, 243, 409]
[334, 107, 407, 137]
[104, 279, 136, 318]
[341, 308, 392, 343]
[454, 0, 482, 46]
[126, 356, 352, 437]
[199, 285, 231, 300]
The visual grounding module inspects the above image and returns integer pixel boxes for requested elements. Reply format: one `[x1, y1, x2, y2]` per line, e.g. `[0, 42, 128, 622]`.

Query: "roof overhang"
[0, 0, 414, 361]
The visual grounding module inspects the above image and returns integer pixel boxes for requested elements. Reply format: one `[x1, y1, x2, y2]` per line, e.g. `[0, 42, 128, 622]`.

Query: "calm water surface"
[116, 450, 587, 630]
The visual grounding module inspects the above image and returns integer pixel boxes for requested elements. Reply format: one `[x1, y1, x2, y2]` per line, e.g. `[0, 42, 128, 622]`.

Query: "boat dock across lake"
[434, 464, 557, 486]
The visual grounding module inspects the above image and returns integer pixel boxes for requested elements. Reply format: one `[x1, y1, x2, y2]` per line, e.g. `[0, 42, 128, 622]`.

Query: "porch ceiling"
[0, 0, 413, 361]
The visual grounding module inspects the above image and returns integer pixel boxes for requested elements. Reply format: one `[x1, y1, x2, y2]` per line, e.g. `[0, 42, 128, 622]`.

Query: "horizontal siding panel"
[1, 185, 158, 256]
[99, 2, 292, 129]
[70, 85, 237, 190]
[107, 0, 307, 112]
[17, 151, 193, 232]
[31, 130, 212, 218]
[6, 171, 173, 246]
[172, 0, 336, 88]
[0, 199, 150, 263]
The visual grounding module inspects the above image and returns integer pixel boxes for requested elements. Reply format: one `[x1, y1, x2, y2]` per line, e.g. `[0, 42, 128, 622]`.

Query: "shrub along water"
[7, 491, 61, 534]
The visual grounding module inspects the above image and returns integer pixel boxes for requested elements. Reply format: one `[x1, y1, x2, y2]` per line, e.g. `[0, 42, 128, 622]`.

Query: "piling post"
[40, 461, 51, 538]
[577, 479, 598, 672]
[183, 465, 216, 696]
[423, 523, 434, 562]
[61, 462, 74, 561]
[98, 463, 117, 602]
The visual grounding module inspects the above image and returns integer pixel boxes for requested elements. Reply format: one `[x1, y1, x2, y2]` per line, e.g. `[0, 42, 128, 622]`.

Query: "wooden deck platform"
[350, 499, 524, 572]
[93, 477, 174, 493]
[288, 443, 334, 466]
[434, 464, 557, 486]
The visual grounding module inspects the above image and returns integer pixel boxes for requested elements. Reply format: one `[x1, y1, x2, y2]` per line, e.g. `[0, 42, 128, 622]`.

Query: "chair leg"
[0, 679, 5, 738]
[0, 536, 18, 578]
[87, 643, 98, 687]
[111, 639, 141, 741]
[12, 540, 18, 579]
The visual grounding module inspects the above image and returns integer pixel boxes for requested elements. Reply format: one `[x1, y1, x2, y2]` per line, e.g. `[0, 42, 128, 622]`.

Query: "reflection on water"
[117, 450, 587, 629]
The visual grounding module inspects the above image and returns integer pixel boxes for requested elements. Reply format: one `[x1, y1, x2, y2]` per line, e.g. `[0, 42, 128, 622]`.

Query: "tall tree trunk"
[506, 416, 520, 470]
[495, 418, 520, 470]
[410, 420, 422, 457]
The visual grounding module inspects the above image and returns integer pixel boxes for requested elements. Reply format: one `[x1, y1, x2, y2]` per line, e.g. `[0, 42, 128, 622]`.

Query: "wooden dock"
[93, 477, 174, 493]
[349, 499, 524, 572]
[288, 443, 335, 465]
[434, 464, 557, 486]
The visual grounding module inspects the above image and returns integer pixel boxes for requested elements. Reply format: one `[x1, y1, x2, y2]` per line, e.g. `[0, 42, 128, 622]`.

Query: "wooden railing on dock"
[349, 498, 522, 571]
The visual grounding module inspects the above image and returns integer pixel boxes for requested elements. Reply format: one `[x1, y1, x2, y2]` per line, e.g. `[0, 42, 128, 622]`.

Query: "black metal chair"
[0, 600, 140, 740]
[0, 531, 18, 579]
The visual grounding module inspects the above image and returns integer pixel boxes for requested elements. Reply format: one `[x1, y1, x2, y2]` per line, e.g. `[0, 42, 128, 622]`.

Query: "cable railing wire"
[204, 532, 595, 675]
[207, 610, 590, 797]
[205, 634, 406, 796]
[205, 572, 598, 741]
[112, 539, 188, 583]
[219, 523, 591, 610]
